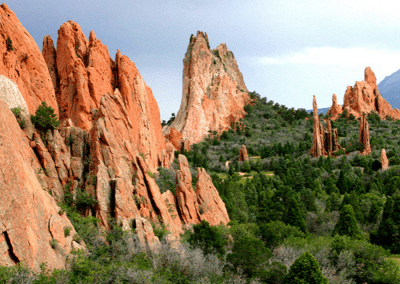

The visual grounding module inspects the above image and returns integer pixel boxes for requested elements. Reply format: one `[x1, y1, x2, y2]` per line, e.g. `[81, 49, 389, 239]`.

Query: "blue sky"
[7, 0, 400, 119]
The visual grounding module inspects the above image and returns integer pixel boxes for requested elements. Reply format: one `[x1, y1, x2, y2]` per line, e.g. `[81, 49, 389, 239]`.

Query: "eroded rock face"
[327, 94, 343, 120]
[0, 99, 77, 271]
[0, 4, 58, 116]
[310, 96, 342, 157]
[239, 144, 249, 161]
[174, 154, 230, 226]
[359, 115, 371, 156]
[381, 148, 389, 170]
[328, 67, 400, 120]
[163, 31, 250, 146]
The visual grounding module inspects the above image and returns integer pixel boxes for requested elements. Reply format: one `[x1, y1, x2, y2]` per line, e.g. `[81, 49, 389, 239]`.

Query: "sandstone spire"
[239, 144, 249, 161]
[359, 115, 371, 155]
[327, 94, 343, 119]
[381, 148, 389, 170]
[310, 96, 342, 157]
[163, 31, 250, 146]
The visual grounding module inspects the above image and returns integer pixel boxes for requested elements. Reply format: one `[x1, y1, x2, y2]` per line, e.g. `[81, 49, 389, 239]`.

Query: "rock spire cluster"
[163, 31, 250, 147]
[310, 96, 342, 157]
[327, 67, 400, 120]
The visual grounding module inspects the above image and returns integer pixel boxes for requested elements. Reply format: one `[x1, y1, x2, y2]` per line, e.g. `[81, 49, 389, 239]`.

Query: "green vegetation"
[284, 251, 328, 284]
[30, 101, 60, 131]
[6, 37, 13, 51]
[11, 106, 26, 128]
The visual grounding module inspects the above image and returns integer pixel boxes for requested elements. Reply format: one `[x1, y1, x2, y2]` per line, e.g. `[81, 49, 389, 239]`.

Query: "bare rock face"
[381, 148, 389, 170]
[42, 35, 58, 92]
[163, 31, 250, 146]
[0, 99, 77, 271]
[196, 168, 230, 226]
[174, 154, 229, 226]
[0, 75, 29, 114]
[359, 115, 371, 155]
[165, 127, 184, 151]
[239, 144, 249, 161]
[310, 96, 342, 157]
[328, 67, 400, 120]
[0, 4, 58, 115]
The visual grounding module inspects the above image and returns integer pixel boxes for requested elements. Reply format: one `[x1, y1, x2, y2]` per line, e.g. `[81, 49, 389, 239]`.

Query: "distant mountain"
[378, 69, 400, 110]
[306, 107, 330, 114]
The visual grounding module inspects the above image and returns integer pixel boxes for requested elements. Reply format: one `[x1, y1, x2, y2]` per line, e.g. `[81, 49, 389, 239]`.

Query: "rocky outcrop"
[174, 154, 230, 226]
[196, 168, 230, 226]
[359, 115, 371, 155]
[165, 127, 184, 151]
[310, 96, 342, 157]
[328, 67, 400, 120]
[163, 31, 250, 146]
[327, 94, 343, 119]
[239, 144, 249, 161]
[0, 99, 78, 271]
[0, 4, 59, 116]
[381, 148, 389, 170]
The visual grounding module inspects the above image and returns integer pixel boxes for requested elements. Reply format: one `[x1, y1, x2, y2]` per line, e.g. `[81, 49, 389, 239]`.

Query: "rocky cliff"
[0, 6, 233, 270]
[327, 67, 400, 120]
[163, 31, 250, 146]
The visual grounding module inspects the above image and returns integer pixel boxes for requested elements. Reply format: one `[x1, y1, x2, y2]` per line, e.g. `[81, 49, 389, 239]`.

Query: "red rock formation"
[328, 67, 400, 120]
[239, 144, 249, 161]
[0, 4, 58, 116]
[42, 35, 58, 92]
[165, 127, 184, 151]
[381, 148, 389, 170]
[327, 94, 343, 120]
[0, 99, 77, 271]
[310, 96, 342, 157]
[163, 31, 250, 146]
[196, 168, 230, 226]
[359, 115, 371, 155]
[175, 154, 230, 226]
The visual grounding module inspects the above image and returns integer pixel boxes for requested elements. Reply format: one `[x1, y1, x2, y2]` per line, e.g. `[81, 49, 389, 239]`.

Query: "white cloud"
[259, 47, 400, 82]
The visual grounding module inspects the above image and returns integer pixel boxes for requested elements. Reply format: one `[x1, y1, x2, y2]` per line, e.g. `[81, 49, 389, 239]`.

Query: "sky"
[7, 0, 400, 120]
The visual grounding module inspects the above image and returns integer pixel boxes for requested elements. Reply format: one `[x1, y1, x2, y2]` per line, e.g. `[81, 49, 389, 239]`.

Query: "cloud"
[259, 47, 400, 81]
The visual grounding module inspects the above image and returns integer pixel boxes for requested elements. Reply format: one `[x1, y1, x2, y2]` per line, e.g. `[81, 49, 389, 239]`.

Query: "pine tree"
[283, 251, 328, 284]
[283, 197, 306, 232]
[332, 204, 362, 239]
[336, 170, 348, 194]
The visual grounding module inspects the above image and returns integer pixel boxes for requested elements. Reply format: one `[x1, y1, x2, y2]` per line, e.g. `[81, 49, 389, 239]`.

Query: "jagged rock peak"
[0, 3, 58, 116]
[164, 31, 250, 146]
[328, 67, 400, 120]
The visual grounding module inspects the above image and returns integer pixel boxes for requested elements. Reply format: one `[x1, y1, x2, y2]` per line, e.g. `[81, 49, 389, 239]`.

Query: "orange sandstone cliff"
[163, 31, 250, 146]
[328, 67, 400, 120]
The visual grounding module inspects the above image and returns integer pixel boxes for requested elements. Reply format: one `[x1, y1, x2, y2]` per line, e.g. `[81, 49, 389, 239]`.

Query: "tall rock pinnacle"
[163, 31, 250, 146]
[359, 115, 371, 155]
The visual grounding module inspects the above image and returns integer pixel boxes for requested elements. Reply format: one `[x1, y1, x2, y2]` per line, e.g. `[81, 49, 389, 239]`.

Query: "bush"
[30, 101, 60, 131]
[283, 251, 328, 284]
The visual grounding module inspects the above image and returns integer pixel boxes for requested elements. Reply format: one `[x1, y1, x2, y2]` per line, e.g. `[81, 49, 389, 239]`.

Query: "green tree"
[187, 220, 227, 257]
[283, 197, 306, 232]
[226, 235, 271, 278]
[283, 251, 328, 284]
[332, 204, 362, 239]
[30, 101, 60, 131]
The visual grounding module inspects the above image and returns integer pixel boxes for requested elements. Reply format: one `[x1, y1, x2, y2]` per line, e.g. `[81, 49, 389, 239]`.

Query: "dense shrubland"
[4, 93, 400, 283]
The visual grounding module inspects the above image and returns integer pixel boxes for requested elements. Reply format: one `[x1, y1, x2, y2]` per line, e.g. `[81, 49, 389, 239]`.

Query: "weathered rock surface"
[163, 31, 250, 146]
[359, 115, 371, 156]
[0, 99, 77, 271]
[239, 144, 249, 161]
[310, 96, 342, 157]
[381, 148, 389, 170]
[0, 4, 58, 116]
[0, 75, 29, 113]
[174, 154, 230, 226]
[196, 168, 230, 226]
[326, 93, 343, 119]
[328, 67, 400, 120]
